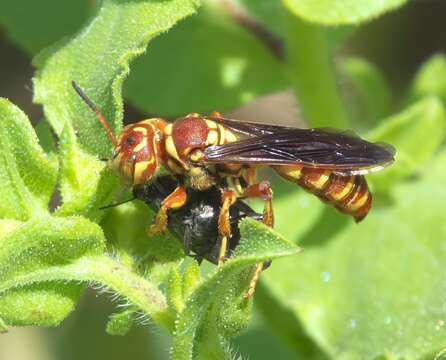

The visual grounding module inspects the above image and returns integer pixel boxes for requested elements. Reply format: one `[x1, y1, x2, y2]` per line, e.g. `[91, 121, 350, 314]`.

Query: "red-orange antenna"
[71, 81, 118, 147]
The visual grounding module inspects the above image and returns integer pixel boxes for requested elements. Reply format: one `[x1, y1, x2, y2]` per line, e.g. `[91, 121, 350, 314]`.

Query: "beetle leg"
[217, 188, 237, 265]
[147, 185, 187, 235]
[240, 181, 274, 298]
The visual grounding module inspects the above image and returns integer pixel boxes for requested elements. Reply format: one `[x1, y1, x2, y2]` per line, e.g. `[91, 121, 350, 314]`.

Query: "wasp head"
[71, 82, 167, 186]
[110, 119, 166, 185]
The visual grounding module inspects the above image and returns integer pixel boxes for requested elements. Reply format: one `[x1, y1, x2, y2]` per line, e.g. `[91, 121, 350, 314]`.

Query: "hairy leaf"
[55, 124, 119, 221]
[282, 0, 408, 25]
[339, 57, 391, 129]
[0, 0, 92, 54]
[0, 216, 103, 326]
[171, 219, 301, 359]
[0, 99, 57, 220]
[34, 0, 201, 158]
[106, 309, 135, 336]
[368, 97, 446, 190]
[260, 148, 446, 359]
[410, 53, 446, 107]
[0, 215, 171, 328]
[124, 3, 286, 117]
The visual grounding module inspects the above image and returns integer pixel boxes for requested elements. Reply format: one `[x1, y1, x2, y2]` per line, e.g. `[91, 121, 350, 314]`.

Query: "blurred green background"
[1, 0, 446, 359]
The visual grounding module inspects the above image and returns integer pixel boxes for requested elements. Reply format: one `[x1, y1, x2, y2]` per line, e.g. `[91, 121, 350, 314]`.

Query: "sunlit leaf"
[34, 0, 201, 157]
[0, 99, 57, 220]
[282, 0, 408, 25]
[124, 4, 286, 117]
[368, 97, 446, 191]
[260, 148, 446, 359]
[171, 219, 301, 359]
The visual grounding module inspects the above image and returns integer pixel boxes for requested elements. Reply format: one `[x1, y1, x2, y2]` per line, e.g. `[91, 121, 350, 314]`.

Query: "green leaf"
[339, 57, 391, 129]
[285, 14, 348, 128]
[171, 219, 301, 359]
[239, 0, 285, 37]
[182, 260, 201, 300]
[240, 0, 354, 49]
[167, 268, 184, 314]
[35, 119, 57, 154]
[106, 309, 135, 336]
[410, 53, 446, 107]
[0, 215, 171, 328]
[282, 0, 408, 25]
[33, 0, 201, 158]
[367, 97, 446, 190]
[0, 0, 92, 54]
[0, 216, 103, 326]
[0, 99, 57, 220]
[55, 124, 119, 221]
[124, 4, 286, 117]
[0, 317, 7, 333]
[0, 283, 83, 327]
[259, 148, 446, 359]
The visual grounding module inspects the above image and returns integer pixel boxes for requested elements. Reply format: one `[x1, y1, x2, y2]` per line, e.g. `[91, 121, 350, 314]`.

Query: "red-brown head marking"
[110, 119, 166, 185]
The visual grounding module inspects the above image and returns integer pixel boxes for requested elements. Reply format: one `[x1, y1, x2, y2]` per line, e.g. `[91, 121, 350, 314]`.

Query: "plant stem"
[285, 12, 348, 128]
[0, 255, 174, 330]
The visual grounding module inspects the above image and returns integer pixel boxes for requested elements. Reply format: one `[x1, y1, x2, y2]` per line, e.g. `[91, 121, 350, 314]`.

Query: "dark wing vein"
[203, 127, 395, 172]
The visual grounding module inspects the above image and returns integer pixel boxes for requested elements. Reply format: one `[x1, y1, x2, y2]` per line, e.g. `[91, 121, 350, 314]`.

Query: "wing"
[206, 116, 296, 137]
[203, 120, 395, 175]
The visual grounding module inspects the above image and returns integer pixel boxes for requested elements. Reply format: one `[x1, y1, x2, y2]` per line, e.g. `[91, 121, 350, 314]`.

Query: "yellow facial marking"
[330, 177, 354, 201]
[134, 161, 150, 182]
[206, 130, 218, 145]
[133, 127, 148, 135]
[133, 136, 148, 152]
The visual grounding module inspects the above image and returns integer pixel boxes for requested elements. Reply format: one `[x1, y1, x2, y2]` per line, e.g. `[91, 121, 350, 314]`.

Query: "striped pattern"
[274, 165, 372, 222]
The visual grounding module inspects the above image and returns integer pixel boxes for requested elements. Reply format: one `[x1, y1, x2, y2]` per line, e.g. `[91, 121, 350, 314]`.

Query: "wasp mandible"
[72, 81, 395, 297]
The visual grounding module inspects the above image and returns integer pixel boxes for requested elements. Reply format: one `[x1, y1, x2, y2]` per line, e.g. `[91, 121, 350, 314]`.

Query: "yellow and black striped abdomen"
[274, 165, 372, 222]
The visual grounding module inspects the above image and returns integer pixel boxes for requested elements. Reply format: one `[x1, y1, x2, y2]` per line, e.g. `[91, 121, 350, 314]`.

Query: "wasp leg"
[217, 188, 237, 265]
[240, 181, 274, 298]
[242, 181, 274, 227]
[147, 185, 187, 235]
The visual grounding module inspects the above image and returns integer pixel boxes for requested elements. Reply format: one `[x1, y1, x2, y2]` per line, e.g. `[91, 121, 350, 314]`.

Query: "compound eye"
[125, 134, 136, 146]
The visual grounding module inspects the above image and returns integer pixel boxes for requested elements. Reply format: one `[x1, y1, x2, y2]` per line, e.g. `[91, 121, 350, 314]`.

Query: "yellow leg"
[147, 185, 187, 235]
[240, 181, 274, 298]
[217, 189, 236, 265]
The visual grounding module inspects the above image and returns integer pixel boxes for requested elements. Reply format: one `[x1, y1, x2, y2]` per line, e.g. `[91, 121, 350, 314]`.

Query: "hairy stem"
[0, 255, 173, 330]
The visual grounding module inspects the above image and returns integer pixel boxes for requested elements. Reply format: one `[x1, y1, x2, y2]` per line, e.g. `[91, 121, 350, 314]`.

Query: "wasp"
[72, 81, 395, 297]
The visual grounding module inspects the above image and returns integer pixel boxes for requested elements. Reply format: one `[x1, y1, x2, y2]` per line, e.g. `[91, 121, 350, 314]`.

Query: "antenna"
[99, 196, 136, 210]
[71, 81, 118, 147]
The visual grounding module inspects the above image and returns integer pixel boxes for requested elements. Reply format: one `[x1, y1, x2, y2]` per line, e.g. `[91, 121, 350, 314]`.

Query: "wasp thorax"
[110, 120, 164, 185]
